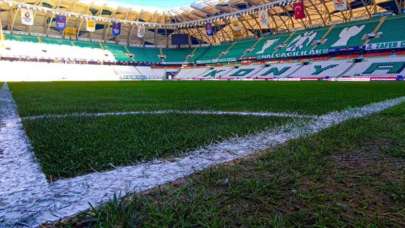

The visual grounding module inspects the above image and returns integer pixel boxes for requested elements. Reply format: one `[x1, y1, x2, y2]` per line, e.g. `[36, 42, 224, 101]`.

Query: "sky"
[110, 0, 197, 10]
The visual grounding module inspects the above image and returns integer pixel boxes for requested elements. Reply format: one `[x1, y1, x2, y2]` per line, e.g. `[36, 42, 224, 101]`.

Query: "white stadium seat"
[0, 61, 165, 81]
[0, 40, 115, 62]
[289, 60, 353, 78]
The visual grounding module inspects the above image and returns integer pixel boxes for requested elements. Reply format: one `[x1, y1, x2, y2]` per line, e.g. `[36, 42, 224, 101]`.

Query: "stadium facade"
[0, 0, 405, 81]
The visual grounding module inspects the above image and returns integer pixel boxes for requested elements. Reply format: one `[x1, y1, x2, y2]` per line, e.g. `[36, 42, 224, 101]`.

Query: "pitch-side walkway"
[1, 82, 405, 227]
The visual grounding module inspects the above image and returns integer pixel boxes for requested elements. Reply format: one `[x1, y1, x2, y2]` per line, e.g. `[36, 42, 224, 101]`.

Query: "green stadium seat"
[73, 40, 102, 49]
[41, 37, 72, 46]
[367, 15, 405, 48]
[127, 47, 161, 63]
[317, 18, 380, 50]
[196, 43, 233, 63]
[222, 38, 256, 60]
[246, 33, 289, 59]
[3, 16, 405, 64]
[104, 43, 132, 62]
[163, 48, 193, 63]
[5, 33, 39, 43]
[189, 46, 210, 63]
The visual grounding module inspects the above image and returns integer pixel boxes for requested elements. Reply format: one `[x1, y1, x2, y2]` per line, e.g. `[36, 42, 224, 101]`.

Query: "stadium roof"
[89, 0, 197, 12]
[0, 0, 403, 45]
[77, 0, 231, 13]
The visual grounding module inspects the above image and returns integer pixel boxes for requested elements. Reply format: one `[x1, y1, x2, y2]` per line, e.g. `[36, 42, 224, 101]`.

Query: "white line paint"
[22, 110, 317, 121]
[1, 82, 405, 227]
[0, 83, 50, 227]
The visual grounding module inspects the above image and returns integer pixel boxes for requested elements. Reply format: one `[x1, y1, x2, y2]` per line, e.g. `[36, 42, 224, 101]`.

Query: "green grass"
[9, 81, 405, 116]
[61, 99, 405, 227]
[8, 81, 405, 225]
[8, 81, 405, 181]
[23, 114, 291, 180]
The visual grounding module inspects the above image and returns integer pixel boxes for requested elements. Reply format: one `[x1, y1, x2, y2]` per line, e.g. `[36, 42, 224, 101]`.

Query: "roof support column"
[127, 24, 134, 46]
[154, 26, 158, 45]
[9, 7, 18, 34]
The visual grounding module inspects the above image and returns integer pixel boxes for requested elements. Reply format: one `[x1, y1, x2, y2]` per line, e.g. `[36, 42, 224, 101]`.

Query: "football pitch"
[8, 81, 405, 180]
[2, 81, 405, 226]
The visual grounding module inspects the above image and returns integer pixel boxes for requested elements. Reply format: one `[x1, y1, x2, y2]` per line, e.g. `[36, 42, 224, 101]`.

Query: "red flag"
[293, 0, 305, 19]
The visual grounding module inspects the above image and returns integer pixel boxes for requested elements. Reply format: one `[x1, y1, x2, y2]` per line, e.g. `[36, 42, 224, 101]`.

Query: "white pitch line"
[22, 110, 317, 121]
[1, 82, 405, 227]
[0, 83, 50, 227]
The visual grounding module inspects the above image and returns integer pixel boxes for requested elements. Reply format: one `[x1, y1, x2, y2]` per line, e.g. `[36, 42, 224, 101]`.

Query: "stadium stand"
[221, 38, 257, 61]
[0, 33, 167, 63]
[174, 55, 405, 81]
[365, 15, 405, 51]
[345, 56, 405, 77]
[254, 63, 303, 79]
[174, 15, 405, 63]
[175, 67, 211, 79]
[6, 54, 399, 82]
[2, 15, 405, 81]
[196, 43, 234, 64]
[0, 60, 166, 81]
[188, 46, 210, 63]
[0, 39, 115, 62]
[103, 43, 132, 62]
[162, 48, 193, 64]
[2, 15, 405, 65]
[229, 65, 266, 79]
[288, 60, 353, 78]
[128, 47, 161, 64]
[1, 33, 115, 62]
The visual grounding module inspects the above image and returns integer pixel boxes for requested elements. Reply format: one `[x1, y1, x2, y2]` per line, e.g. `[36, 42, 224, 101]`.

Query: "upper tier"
[1, 15, 405, 64]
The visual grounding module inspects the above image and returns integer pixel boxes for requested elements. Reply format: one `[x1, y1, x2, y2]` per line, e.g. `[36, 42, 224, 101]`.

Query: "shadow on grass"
[55, 104, 405, 227]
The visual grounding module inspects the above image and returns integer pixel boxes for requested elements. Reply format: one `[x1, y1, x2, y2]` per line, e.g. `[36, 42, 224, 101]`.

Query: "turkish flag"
[293, 0, 305, 19]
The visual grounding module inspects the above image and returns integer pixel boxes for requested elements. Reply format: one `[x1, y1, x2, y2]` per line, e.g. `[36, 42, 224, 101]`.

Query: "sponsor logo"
[366, 41, 405, 50]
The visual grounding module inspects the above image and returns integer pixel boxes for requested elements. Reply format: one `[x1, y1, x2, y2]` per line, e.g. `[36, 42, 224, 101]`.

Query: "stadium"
[0, 0, 404, 226]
